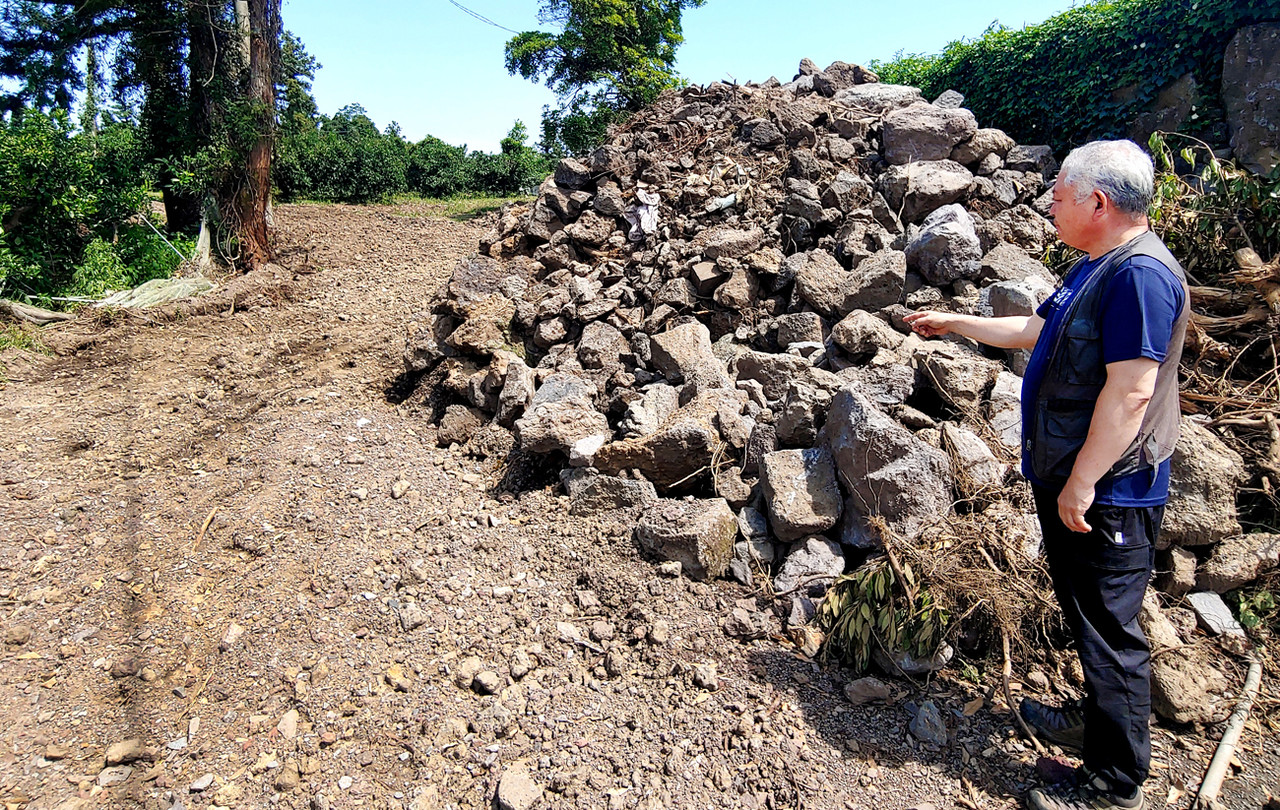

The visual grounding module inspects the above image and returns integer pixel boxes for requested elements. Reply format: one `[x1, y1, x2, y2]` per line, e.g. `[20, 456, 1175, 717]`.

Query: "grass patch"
[388, 193, 532, 222]
[0, 323, 48, 353]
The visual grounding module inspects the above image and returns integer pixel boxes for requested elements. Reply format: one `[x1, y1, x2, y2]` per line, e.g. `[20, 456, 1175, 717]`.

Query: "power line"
[448, 0, 520, 35]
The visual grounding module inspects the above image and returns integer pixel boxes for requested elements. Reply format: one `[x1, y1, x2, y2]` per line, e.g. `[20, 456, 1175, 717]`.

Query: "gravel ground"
[0, 202, 1275, 810]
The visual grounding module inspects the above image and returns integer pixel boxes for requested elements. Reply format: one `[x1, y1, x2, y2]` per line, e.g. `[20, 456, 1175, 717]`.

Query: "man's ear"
[1092, 190, 1106, 215]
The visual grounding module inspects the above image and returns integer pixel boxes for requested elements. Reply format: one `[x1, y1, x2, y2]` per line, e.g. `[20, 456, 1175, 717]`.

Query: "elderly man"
[905, 140, 1188, 810]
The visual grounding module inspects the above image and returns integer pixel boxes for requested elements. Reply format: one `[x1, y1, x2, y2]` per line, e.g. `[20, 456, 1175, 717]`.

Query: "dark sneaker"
[1028, 769, 1145, 810]
[1020, 697, 1085, 752]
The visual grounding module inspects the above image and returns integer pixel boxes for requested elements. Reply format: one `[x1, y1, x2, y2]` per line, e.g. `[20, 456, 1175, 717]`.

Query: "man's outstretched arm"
[904, 311, 1045, 350]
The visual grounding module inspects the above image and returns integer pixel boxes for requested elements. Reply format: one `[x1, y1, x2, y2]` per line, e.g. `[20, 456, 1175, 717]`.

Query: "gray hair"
[1058, 139, 1154, 217]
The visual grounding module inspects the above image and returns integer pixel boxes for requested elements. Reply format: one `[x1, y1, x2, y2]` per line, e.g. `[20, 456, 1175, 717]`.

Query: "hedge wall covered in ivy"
[870, 0, 1280, 153]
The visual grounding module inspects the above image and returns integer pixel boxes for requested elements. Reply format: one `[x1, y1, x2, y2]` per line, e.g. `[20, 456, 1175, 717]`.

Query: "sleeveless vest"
[1028, 231, 1190, 485]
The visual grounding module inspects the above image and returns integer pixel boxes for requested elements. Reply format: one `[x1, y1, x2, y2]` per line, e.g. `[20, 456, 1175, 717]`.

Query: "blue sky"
[282, 0, 1084, 153]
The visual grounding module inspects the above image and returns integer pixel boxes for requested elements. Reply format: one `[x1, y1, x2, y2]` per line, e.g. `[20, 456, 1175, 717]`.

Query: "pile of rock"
[405, 61, 1274, 706]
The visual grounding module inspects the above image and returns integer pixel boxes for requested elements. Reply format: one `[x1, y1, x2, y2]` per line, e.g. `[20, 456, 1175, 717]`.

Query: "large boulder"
[1223, 24, 1280, 176]
[731, 349, 840, 403]
[986, 371, 1023, 453]
[941, 422, 1008, 494]
[635, 498, 738, 580]
[792, 250, 860, 319]
[951, 128, 1015, 166]
[1161, 418, 1247, 548]
[595, 418, 716, 491]
[905, 204, 983, 284]
[760, 448, 843, 542]
[913, 341, 1003, 411]
[878, 160, 973, 223]
[819, 387, 954, 537]
[843, 248, 907, 311]
[649, 321, 732, 389]
[979, 242, 1058, 286]
[691, 226, 767, 260]
[831, 310, 902, 357]
[1149, 642, 1231, 725]
[830, 84, 924, 116]
[882, 103, 978, 165]
[1196, 532, 1280, 594]
[514, 398, 610, 456]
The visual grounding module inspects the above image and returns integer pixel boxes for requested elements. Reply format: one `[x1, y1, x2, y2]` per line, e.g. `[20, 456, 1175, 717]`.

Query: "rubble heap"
[405, 61, 1272, 715]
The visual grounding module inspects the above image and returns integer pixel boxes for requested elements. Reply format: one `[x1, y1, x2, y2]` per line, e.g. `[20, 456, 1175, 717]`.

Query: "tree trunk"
[235, 0, 279, 270]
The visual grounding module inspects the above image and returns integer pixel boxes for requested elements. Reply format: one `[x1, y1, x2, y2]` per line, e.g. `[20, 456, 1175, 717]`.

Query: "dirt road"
[0, 203, 1272, 810]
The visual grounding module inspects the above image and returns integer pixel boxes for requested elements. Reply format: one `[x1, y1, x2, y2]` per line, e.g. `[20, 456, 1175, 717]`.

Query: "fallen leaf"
[963, 697, 984, 716]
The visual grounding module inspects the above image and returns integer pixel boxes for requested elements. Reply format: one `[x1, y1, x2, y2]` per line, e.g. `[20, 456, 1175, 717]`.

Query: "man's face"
[1048, 177, 1096, 251]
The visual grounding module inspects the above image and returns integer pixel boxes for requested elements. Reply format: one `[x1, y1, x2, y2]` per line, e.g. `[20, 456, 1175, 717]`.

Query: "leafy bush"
[0, 109, 153, 301]
[70, 225, 192, 299]
[1148, 132, 1280, 282]
[407, 136, 472, 198]
[868, 0, 1280, 153]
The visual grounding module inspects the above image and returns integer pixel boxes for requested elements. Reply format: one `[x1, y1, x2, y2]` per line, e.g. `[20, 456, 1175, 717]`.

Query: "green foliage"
[1235, 584, 1277, 636]
[0, 110, 140, 296]
[69, 225, 191, 298]
[817, 558, 949, 673]
[506, 0, 705, 154]
[1148, 132, 1280, 282]
[867, 0, 1280, 153]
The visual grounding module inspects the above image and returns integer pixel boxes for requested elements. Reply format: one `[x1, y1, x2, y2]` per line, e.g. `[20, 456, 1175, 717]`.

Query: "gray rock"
[913, 341, 1003, 411]
[831, 84, 924, 116]
[737, 506, 770, 542]
[595, 417, 717, 490]
[811, 60, 879, 96]
[843, 248, 907, 310]
[635, 498, 738, 580]
[775, 382, 834, 447]
[909, 700, 948, 746]
[941, 422, 1008, 493]
[831, 310, 902, 357]
[532, 315, 569, 349]
[576, 321, 628, 370]
[1162, 418, 1247, 547]
[878, 160, 973, 223]
[592, 181, 627, 218]
[980, 242, 1058, 286]
[495, 358, 536, 427]
[986, 371, 1023, 453]
[497, 766, 543, 810]
[905, 204, 983, 284]
[872, 644, 954, 676]
[844, 676, 893, 706]
[561, 469, 659, 515]
[882, 102, 978, 165]
[742, 423, 779, 477]
[1157, 546, 1198, 598]
[932, 89, 965, 109]
[822, 171, 873, 212]
[1151, 642, 1231, 725]
[565, 209, 615, 246]
[1197, 533, 1280, 594]
[554, 158, 593, 190]
[531, 372, 597, 408]
[1187, 591, 1246, 637]
[692, 226, 766, 260]
[820, 387, 954, 537]
[1004, 145, 1058, 179]
[775, 312, 825, 348]
[723, 605, 776, 638]
[620, 383, 680, 438]
[514, 399, 610, 456]
[774, 536, 846, 594]
[650, 321, 732, 389]
[989, 205, 1056, 255]
[791, 250, 858, 319]
[714, 465, 754, 509]
[437, 405, 485, 447]
[403, 314, 454, 373]
[732, 349, 841, 403]
[760, 448, 842, 542]
[951, 128, 1015, 166]
[1224, 24, 1280, 175]
[448, 255, 524, 313]
[987, 275, 1056, 317]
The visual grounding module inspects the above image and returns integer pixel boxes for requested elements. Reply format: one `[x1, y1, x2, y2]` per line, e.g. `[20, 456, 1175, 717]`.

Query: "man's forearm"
[945, 315, 1037, 350]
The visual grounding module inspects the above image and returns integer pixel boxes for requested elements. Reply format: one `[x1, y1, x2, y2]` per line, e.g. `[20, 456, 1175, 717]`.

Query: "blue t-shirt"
[1021, 250, 1185, 506]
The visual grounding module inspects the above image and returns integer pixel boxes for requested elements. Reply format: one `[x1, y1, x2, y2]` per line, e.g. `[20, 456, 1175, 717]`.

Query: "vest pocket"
[1033, 399, 1094, 481]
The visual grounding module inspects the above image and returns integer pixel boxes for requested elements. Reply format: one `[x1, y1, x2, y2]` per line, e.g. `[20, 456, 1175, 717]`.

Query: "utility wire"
[448, 0, 520, 35]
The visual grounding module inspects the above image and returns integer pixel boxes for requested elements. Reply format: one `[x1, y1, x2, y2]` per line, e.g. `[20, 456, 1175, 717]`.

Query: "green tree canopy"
[504, 0, 705, 155]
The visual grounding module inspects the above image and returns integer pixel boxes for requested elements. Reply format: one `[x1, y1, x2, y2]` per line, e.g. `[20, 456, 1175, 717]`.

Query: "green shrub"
[70, 225, 192, 299]
[407, 136, 472, 198]
[868, 0, 1280, 153]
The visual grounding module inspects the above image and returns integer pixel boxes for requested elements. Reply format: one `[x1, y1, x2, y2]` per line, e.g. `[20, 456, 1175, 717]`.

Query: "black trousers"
[1033, 486, 1162, 794]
